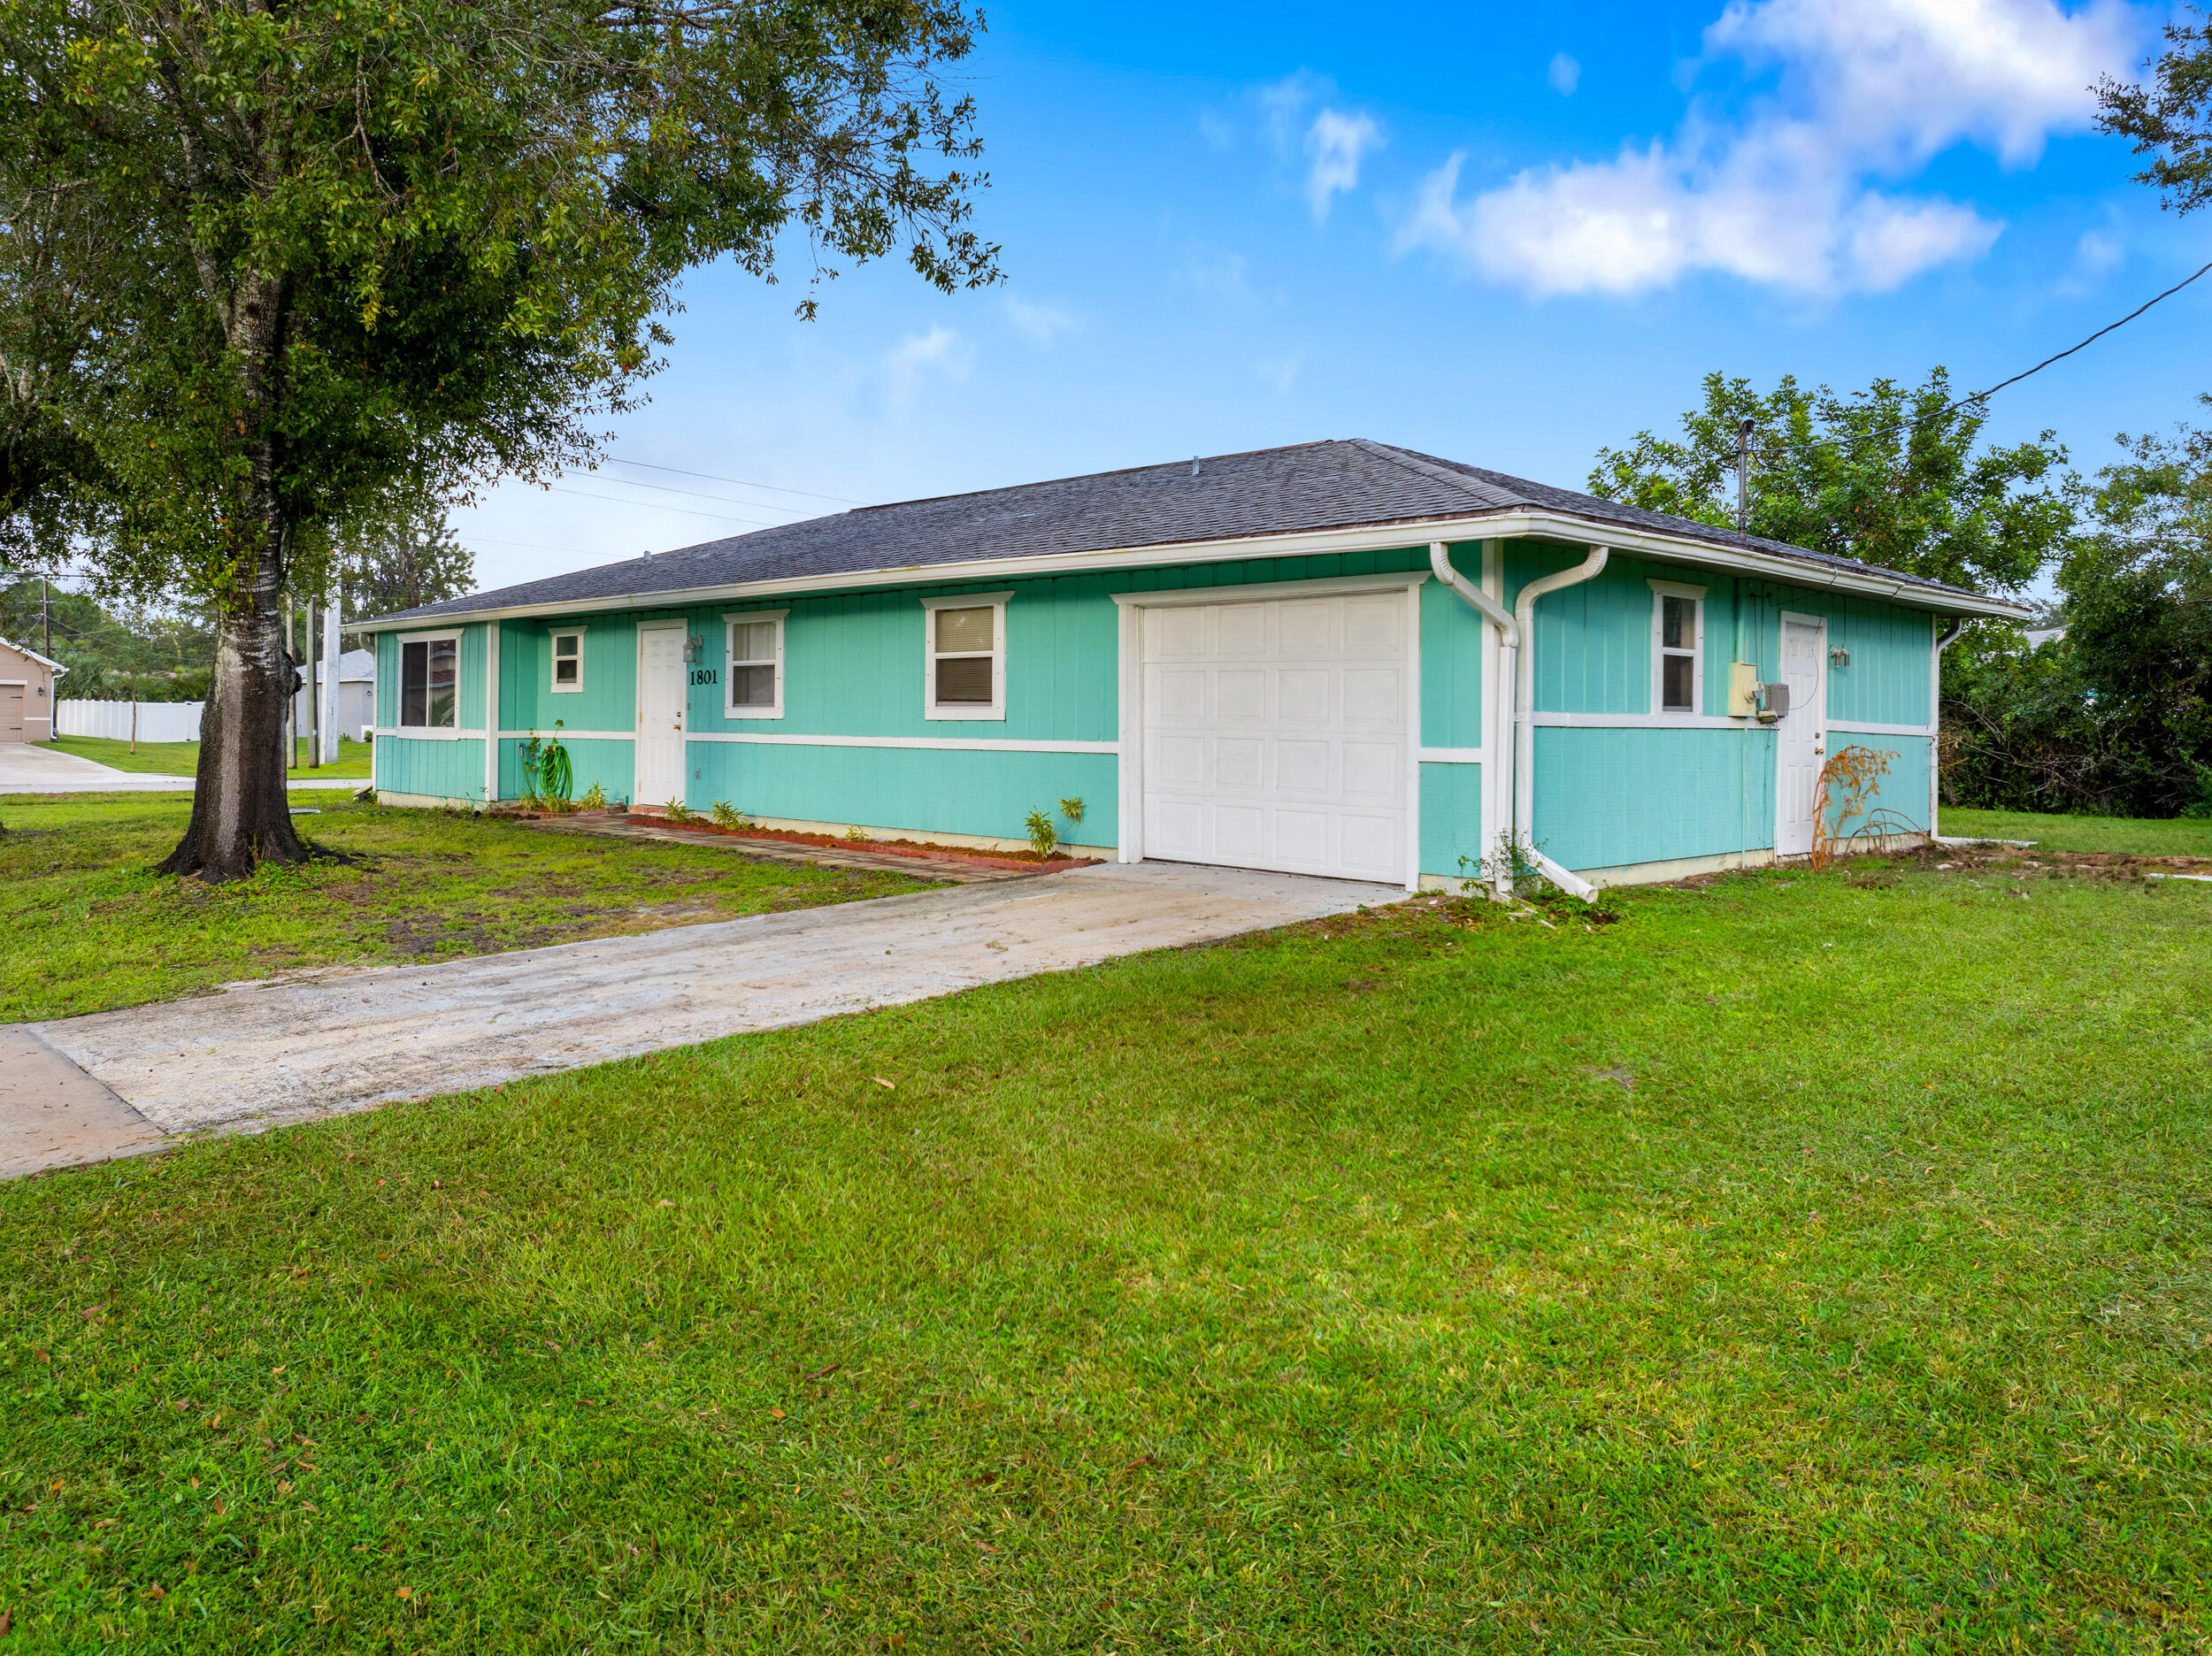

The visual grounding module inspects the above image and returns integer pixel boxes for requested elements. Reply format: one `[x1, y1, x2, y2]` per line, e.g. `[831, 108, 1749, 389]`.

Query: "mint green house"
[357, 441, 2027, 891]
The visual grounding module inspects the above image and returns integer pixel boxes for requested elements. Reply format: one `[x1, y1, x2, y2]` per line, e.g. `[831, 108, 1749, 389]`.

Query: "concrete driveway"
[0, 742, 360, 793]
[3, 862, 1403, 1179]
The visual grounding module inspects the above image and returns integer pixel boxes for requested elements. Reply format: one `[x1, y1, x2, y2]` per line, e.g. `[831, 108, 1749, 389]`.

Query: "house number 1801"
[688, 668, 718, 686]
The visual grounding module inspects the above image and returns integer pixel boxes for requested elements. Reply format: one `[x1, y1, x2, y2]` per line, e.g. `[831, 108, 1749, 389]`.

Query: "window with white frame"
[725, 610, 786, 718]
[1649, 580, 1706, 715]
[921, 593, 1010, 720]
[398, 633, 459, 728]
[549, 628, 584, 693]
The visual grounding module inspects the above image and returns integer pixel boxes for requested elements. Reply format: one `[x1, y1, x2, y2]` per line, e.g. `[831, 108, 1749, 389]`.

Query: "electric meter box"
[1727, 662, 1761, 717]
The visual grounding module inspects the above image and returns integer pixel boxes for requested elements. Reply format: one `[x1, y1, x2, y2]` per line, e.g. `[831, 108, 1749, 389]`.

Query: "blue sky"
[454, 0, 2210, 594]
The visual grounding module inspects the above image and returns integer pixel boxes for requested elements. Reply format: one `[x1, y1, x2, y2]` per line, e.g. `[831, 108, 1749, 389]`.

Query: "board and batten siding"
[365, 535, 1941, 876]
[678, 545, 1466, 853]
[494, 617, 637, 803]
[373, 622, 492, 801]
[1503, 540, 1936, 870]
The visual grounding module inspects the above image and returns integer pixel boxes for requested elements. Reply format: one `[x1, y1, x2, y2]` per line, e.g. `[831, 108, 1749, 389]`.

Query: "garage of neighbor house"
[0, 635, 65, 744]
[359, 439, 2029, 890]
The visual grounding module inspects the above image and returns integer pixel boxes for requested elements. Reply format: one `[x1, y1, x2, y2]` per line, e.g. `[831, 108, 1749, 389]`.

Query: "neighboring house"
[358, 440, 2028, 890]
[0, 636, 65, 743]
[294, 648, 377, 741]
[2024, 625, 2068, 649]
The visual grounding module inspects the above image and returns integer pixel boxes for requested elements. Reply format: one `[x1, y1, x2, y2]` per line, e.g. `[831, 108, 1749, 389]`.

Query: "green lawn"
[3, 856, 2208, 1650]
[1941, 804, 2212, 857]
[50, 734, 375, 778]
[0, 794, 932, 1023]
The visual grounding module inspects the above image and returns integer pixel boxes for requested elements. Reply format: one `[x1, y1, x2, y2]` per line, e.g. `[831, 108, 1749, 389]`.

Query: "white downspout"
[1431, 540, 1609, 902]
[1931, 615, 1968, 839]
[1514, 547, 1609, 900]
[1430, 543, 1518, 897]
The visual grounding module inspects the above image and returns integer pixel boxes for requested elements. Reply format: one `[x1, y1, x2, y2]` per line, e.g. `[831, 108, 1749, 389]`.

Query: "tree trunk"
[159, 509, 308, 880]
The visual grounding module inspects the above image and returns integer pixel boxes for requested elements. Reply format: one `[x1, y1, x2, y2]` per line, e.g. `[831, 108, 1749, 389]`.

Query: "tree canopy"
[2097, 4, 2212, 213]
[0, 0, 1000, 876]
[1586, 369, 2071, 594]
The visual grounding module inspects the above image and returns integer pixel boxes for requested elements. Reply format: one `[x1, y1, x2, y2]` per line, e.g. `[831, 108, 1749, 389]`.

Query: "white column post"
[321, 597, 342, 763]
[483, 623, 501, 805]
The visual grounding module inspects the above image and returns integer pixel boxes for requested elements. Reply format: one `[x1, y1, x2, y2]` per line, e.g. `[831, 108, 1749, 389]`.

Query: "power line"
[457, 533, 616, 557]
[1978, 257, 2212, 405]
[1748, 257, 2212, 464]
[541, 484, 780, 529]
[578, 470, 817, 517]
[603, 456, 864, 506]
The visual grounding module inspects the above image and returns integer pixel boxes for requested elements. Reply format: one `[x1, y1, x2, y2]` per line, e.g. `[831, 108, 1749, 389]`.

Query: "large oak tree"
[0, 0, 997, 877]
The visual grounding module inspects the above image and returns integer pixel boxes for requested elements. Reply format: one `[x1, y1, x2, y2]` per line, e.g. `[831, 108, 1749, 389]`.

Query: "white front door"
[635, 624, 687, 807]
[1775, 614, 1828, 856]
[1140, 591, 1410, 883]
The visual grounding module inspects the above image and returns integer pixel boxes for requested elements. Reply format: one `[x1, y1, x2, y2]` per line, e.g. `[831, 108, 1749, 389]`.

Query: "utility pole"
[41, 573, 51, 662]
[1736, 418, 1754, 532]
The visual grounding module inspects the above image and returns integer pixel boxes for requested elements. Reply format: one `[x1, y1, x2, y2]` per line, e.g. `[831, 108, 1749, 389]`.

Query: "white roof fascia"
[356, 507, 2031, 631]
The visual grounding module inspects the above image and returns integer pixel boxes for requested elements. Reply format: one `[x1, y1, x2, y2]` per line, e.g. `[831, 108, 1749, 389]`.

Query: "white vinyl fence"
[58, 700, 205, 743]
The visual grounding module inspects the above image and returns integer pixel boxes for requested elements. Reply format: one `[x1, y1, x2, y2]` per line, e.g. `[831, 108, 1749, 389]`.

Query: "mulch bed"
[504, 804, 1097, 875]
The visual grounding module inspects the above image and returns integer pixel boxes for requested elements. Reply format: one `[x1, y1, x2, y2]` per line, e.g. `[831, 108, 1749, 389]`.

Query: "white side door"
[634, 624, 688, 807]
[1141, 591, 1409, 883]
[1775, 614, 1828, 856]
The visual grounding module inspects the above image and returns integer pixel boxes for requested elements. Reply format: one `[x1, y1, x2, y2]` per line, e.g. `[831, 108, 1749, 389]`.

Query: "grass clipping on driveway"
[3, 854, 2209, 1649]
[0, 794, 933, 1021]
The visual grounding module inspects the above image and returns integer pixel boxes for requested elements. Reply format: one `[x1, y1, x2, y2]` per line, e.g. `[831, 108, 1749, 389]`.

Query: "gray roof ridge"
[1348, 439, 1526, 511]
[846, 436, 1357, 518]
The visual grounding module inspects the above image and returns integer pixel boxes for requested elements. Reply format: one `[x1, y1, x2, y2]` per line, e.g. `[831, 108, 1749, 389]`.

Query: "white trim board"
[685, 732, 1118, 755]
[1828, 720, 1936, 739]
[495, 728, 636, 741]
[371, 725, 487, 741]
[1531, 711, 1754, 730]
[357, 507, 2028, 633]
[1417, 748, 1486, 764]
[1106, 571, 1430, 609]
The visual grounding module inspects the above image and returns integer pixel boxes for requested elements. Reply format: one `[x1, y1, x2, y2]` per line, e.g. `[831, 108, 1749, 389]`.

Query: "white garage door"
[1141, 591, 1410, 883]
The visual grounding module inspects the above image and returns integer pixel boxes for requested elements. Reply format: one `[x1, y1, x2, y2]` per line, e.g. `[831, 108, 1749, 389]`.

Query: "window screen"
[1657, 594, 1698, 713]
[400, 638, 457, 727]
[729, 618, 779, 709]
[934, 655, 994, 704]
[934, 606, 994, 654]
[931, 606, 995, 705]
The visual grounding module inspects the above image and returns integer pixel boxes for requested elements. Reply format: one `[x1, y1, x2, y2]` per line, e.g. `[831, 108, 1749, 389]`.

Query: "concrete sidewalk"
[0, 742, 360, 794]
[4, 862, 1402, 1179]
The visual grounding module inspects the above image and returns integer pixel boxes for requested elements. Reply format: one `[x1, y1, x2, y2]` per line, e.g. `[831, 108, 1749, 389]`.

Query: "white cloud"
[1256, 355, 1301, 395]
[2073, 226, 2124, 278]
[1306, 108, 1384, 222]
[882, 326, 971, 407]
[1398, 0, 2141, 298]
[1255, 71, 1385, 224]
[1003, 296, 1078, 347]
[1548, 53, 1582, 96]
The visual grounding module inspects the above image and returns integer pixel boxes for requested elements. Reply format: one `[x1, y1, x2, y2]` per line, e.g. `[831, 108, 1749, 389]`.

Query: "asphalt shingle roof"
[373, 438, 1998, 625]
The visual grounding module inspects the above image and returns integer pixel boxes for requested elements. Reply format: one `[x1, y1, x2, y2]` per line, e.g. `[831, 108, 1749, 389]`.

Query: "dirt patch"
[1901, 842, 2212, 882]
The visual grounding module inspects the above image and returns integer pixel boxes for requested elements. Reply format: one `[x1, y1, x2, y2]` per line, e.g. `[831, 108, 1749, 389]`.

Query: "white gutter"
[362, 508, 2032, 632]
[1431, 540, 1608, 902]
